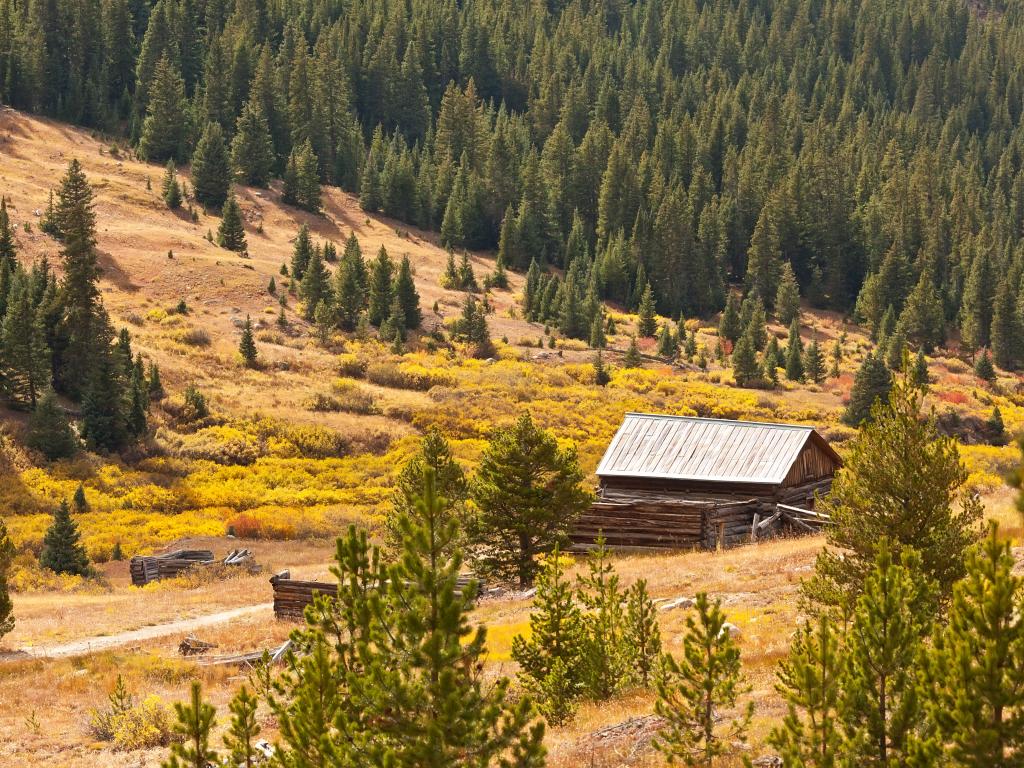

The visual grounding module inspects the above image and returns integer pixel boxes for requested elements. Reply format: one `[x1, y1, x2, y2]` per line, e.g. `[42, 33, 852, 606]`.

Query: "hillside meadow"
[1, 109, 1023, 767]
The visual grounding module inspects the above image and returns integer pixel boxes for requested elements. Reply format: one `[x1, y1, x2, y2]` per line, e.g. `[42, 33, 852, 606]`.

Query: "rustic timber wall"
[571, 477, 834, 552]
[270, 572, 482, 620]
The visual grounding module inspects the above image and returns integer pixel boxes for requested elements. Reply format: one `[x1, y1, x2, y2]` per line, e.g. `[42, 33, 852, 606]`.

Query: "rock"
[752, 756, 783, 768]
[720, 621, 741, 638]
[521, 587, 537, 599]
[658, 596, 695, 612]
[484, 587, 505, 598]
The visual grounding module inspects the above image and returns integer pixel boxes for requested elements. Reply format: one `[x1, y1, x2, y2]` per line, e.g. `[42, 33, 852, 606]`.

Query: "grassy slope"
[1, 107, 1023, 766]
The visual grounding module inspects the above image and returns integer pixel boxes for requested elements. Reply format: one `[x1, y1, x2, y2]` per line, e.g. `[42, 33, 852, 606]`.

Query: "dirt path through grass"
[0, 602, 274, 661]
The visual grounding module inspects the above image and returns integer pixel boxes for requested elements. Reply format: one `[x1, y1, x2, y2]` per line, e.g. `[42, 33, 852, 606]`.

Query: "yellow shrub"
[110, 695, 175, 751]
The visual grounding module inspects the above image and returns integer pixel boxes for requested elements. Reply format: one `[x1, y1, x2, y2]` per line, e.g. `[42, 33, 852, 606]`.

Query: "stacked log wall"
[572, 477, 834, 552]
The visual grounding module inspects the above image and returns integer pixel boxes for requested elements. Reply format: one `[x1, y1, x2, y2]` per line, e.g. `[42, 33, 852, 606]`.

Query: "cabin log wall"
[570, 477, 834, 552]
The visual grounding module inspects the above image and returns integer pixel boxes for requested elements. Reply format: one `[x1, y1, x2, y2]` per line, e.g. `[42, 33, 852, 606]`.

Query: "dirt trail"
[1, 603, 274, 661]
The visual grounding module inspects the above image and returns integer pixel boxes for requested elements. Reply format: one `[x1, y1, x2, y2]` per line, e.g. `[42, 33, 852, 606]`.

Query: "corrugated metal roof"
[596, 413, 835, 485]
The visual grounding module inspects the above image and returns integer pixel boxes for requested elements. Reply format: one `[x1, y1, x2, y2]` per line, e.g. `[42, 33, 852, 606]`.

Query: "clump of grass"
[173, 326, 210, 347]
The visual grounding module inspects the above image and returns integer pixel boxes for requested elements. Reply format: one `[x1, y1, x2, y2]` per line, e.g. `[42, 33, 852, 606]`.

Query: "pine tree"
[839, 543, 928, 768]
[368, 246, 394, 327]
[334, 234, 366, 331]
[440, 249, 460, 289]
[991, 279, 1023, 370]
[785, 318, 804, 381]
[53, 160, 101, 399]
[39, 500, 90, 576]
[974, 349, 996, 383]
[147, 362, 164, 400]
[657, 323, 677, 358]
[161, 160, 182, 209]
[190, 122, 231, 208]
[809, 371, 983, 612]
[804, 339, 825, 384]
[491, 250, 509, 290]
[577, 539, 631, 700]
[987, 406, 1006, 445]
[593, 350, 610, 385]
[0, 517, 13, 640]
[718, 292, 743, 344]
[393, 255, 421, 330]
[80, 331, 128, 453]
[917, 524, 1024, 767]
[637, 282, 657, 337]
[299, 246, 331, 321]
[73, 483, 87, 512]
[623, 334, 642, 368]
[25, 389, 78, 459]
[163, 682, 218, 768]
[217, 195, 247, 252]
[829, 340, 842, 378]
[769, 615, 842, 768]
[271, 470, 546, 765]
[843, 352, 892, 426]
[625, 579, 662, 688]
[732, 328, 763, 388]
[885, 330, 907, 371]
[457, 251, 478, 291]
[655, 593, 752, 766]
[512, 544, 586, 724]
[138, 55, 187, 162]
[284, 140, 321, 213]
[231, 99, 275, 187]
[238, 315, 257, 368]
[290, 224, 313, 280]
[222, 686, 261, 768]
[469, 412, 591, 587]
[776, 262, 801, 326]
[1, 272, 50, 408]
[590, 311, 606, 349]
[911, 348, 929, 388]
[0, 197, 16, 272]
[383, 428, 468, 556]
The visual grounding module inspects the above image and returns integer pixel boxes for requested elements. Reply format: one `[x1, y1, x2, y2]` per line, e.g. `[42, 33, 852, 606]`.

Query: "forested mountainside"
[4, 0, 1024, 362]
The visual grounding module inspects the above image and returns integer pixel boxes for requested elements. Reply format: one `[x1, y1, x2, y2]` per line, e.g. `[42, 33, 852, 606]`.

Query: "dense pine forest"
[5, 0, 1024, 363]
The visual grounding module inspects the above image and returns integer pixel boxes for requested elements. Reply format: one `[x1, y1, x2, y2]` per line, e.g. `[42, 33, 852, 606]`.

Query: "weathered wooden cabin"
[570, 413, 841, 551]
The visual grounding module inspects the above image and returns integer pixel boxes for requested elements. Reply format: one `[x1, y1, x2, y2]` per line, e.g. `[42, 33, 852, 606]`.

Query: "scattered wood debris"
[198, 639, 292, 668]
[130, 550, 214, 586]
[178, 635, 218, 656]
[130, 548, 259, 586]
[572, 715, 666, 765]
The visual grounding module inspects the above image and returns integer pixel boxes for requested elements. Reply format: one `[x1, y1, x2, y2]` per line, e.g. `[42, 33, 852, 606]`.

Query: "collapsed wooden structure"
[270, 571, 482, 620]
[130, 550, 214, 585]
[571, 414, 841, 551]
[130, 548, 256, 586]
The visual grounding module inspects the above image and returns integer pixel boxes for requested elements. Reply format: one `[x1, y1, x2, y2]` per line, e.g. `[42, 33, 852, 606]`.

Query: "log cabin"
[570, 413, 842, 551]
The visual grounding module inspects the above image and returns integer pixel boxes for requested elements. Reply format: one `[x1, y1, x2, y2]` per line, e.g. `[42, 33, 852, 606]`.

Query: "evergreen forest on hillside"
[5, 0, 1024, 364]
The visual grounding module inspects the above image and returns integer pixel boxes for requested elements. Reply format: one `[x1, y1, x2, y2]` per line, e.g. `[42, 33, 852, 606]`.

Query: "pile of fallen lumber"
[775, 503, 832, 532]
[130, 550, 214, 586]
[130, 548, 258, 586]
[270, 571, 482, 620]
[197, 639, 293, 668]
[178, 635, 218, 656]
